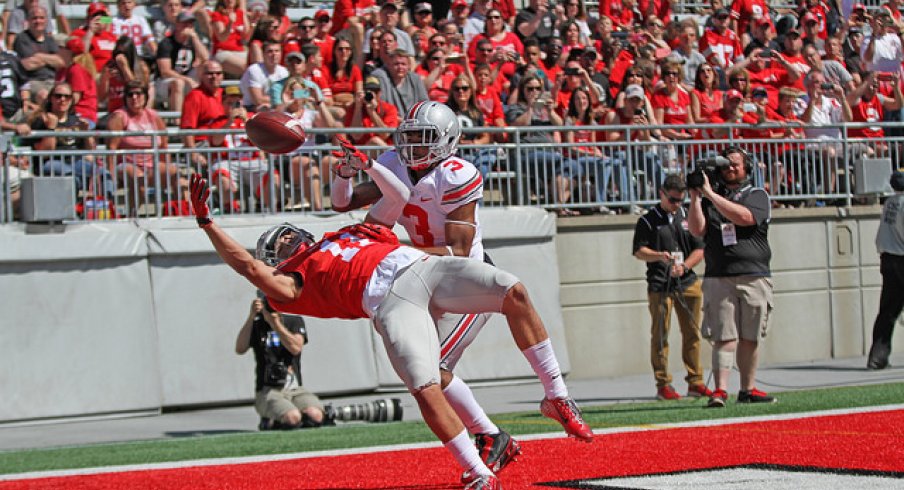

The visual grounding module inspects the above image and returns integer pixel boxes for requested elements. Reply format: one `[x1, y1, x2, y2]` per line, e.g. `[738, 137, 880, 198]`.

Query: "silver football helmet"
[256, 223, 315, 266]
[395, 101, 461, 171]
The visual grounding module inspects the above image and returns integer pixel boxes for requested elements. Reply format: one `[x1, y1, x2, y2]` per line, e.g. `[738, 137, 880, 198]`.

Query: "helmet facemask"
[395, 101, 460, 171]
[256, 223, 315, 266]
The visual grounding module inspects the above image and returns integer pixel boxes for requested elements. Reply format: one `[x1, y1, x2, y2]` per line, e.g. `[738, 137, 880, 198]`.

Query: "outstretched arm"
[191, 174, 299, 303]
[330, 136, 411, 226]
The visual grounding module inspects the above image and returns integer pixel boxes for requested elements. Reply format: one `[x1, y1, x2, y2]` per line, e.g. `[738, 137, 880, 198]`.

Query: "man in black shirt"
[633, 175, 710, 401]
[688, 147, 775, 408]
[236, 293, 328, 430]
[0, 51, 29, 121]
[515, 0, 557, 48]
[155, 11, 208, 114]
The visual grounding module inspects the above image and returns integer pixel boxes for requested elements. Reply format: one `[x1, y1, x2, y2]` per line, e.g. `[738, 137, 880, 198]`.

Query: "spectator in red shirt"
[602, 0, 638, 32]
[343, 75, 399, 146]
[417, 48, 467, 104]
[730, 0, 771, 43]
[638, 0, 672, 26]
[473, 63, 507, 131]
[247, 16, 283, 66]
[209, 0, 251, 78]
[846, 72, 903, 157]
[729, 47, 802, 109]
[800, 12, 825, 53]
[468, 8, 523, 81]
[56, 54, 98, 126]
[181, 60, 226, 166]
[408, 3, 438, 56]
[325, 37, 363, 110]
[312, 10, 337, 66]
[776, 27, 809, 91]
[700, 8, 744, 73]
[66, 2, 118, 73]
[652, 61, 695, 141]
[691, 63, 723, 123]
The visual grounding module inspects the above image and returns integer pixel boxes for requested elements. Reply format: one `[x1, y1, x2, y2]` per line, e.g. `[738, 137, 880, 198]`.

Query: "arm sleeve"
[364, 157, 411, 225]
[330, 173, 354, 208]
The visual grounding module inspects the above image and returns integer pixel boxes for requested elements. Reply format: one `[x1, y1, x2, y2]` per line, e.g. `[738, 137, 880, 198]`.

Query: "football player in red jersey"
[190, 134, 592, 489]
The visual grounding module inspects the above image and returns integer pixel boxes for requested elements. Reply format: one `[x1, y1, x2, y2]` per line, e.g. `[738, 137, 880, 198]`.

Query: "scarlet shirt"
[693, 89, 723, 122]
[730, 0, 771, 37]
[209, 9, 248, 52]
[66, 27, 118, 71]
[106, 76, 126, 113]
[638, 0, 672, 23]
[324, 64, 363, 100]
[651, 86, 691, 125]
[56, 63, 97, 123]
[700, 27, 743, 67]
[330, 0, 376, 35]
[467, 33, 523, 80]
[849, 95, 885, 139]
[343, 100, 399, 145]
[475, 86, 505, 125]
[272, 224, 402, 319]
[181, 87, 226, 142]
[415, 63, 464, 104]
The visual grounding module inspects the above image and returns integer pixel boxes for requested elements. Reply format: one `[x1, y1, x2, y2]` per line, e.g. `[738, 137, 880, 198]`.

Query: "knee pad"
[713, 348, 734, 371]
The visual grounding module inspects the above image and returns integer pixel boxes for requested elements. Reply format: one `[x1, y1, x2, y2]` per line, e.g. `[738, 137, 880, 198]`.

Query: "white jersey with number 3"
[374, 150, 484, 260]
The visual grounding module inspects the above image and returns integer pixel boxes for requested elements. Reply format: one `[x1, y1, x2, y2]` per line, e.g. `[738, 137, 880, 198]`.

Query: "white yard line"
[2, 403, 903, 482]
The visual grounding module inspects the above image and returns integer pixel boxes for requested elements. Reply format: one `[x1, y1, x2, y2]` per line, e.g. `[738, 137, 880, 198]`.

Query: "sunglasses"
[337, 46, 352, 51]
[431, 57, 443, 61]
[729, 77, 748, 82]
[664, 71, 680, 76]
[126, 91, 144, 97]
[665, 195, 684, 203]
[487, 15, 502, 19]
[207, 71, 224, 76]
[453, 85, 471, 91]
[525, 86, 542, 91]
[52, 93, 72, 99]
[299, 25, 316, 30]
[479, 48, 493, 52]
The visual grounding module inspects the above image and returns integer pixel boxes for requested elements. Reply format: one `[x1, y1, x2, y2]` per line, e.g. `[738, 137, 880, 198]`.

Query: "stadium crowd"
[1, 0, 903, 218]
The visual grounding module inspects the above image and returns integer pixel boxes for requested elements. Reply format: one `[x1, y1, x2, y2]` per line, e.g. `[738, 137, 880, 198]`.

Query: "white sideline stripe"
[2, 403, 902, 482]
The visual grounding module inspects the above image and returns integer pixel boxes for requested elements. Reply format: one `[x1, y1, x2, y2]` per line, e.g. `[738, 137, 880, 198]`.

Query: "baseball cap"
[724, 89, 744, 101]
[752, 86, 769, 98]
[315, 9, 330, 20]
[223, 85, 242, 97]
[663, 52, 687, 65]
[624, 84, 644, 99]
[248, 0, 267, 12]
[87, 2, 108, 17]
[853, 3, 866, 10]
[381, 1, 398, 11]
[286, 51, 305, 62]
[785, 27, 802, 37]
[713, 8, 730, 18]
[415, 2, 432, 13]
[755, 17, 771, 26]
[452, 0, 469, 8]
[364, 76, 382, 90]
[801, 12, 818, 24]
[891, 170, 904, 191]
[176, 11, 195, 23]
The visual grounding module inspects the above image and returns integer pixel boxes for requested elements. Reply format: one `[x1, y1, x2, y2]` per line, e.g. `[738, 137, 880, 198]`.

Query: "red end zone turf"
[2, 409, 903, 489]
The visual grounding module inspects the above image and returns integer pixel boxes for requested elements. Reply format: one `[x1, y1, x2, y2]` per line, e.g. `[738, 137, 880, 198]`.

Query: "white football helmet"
[395, 101, 461, 171]
[256, 223, 315, 266]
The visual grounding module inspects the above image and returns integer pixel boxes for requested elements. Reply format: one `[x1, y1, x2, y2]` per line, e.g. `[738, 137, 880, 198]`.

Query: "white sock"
[443, 375, 499, 435]
[522, 338, 568, 399]
[445, 430, 492, 477]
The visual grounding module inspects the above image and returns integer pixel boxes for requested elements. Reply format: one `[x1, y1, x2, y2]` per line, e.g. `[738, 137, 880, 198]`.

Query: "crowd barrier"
[2, 122, 900, 223]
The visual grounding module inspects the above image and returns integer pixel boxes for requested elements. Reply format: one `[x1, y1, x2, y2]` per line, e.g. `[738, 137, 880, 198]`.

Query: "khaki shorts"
[702, 276, 774, 342]
[254, 386, 323, 421]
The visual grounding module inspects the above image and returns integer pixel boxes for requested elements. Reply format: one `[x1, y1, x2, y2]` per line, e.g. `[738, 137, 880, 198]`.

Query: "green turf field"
[2, 382, 902, 476]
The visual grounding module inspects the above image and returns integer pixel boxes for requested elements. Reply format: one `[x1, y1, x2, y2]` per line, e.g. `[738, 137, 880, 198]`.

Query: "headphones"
[721, 146, 753, 176]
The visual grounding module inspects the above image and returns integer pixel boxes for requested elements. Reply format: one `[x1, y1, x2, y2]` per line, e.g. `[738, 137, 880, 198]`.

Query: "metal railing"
[2, 122, 901, 223]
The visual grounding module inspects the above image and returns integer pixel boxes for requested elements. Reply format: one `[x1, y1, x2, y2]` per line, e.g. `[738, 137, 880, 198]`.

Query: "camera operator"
[632, 174, 710, 401]
[687, 146, 776, 408]
[235, 294, 328, 430]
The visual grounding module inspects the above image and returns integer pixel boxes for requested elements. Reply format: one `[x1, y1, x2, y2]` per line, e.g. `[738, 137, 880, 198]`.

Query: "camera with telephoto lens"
[263, 362, 288, 387]
[325, 398, 403, 423]
[364, 91, 375, 103]
[686, 155, 731, 190]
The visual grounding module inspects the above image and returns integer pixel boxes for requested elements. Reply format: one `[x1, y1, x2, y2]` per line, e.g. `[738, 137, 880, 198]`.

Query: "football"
[245, 111, 306, 154]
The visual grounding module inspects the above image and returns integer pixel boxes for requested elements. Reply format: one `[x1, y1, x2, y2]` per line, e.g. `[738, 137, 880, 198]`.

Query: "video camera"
[325, 398, 403, 424]
[686, 155, 731, 191]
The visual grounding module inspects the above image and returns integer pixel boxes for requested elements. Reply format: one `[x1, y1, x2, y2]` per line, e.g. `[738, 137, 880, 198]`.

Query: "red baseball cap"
[725, 89, 744, 100]
[802, 12, 818, 24]
[452, 0, 469, 8]
[315, 9, 330, 20]
[853, 3, 866, 10]
[87, 2, 108, 17]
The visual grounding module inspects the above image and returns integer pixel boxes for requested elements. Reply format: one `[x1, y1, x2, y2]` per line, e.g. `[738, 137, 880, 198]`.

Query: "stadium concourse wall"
[0, 208, 567, 422]
[0, 206, 898, 422]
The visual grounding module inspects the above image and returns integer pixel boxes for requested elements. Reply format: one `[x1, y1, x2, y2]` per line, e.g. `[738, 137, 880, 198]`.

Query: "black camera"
[263, 362, 288, 387]
[564, 67, 580, 76]
[325, 398, 403, 423]
[364, 91, 375, 103]
[686, 156, 730, 189]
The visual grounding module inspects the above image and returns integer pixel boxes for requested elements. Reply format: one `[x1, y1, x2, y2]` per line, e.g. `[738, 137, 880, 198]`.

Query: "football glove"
[331, 135, 373, 178]
[189, 173, 212, 227]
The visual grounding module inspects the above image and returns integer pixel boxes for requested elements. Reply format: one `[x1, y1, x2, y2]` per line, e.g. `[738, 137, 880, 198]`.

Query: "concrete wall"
[556, 206, 901, 381]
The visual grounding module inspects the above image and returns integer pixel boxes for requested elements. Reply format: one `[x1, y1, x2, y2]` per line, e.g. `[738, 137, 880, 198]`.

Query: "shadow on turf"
[164, 430, 254, 437]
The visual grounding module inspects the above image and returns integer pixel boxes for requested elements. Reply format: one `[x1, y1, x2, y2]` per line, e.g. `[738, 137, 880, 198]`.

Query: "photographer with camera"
[236, 294, 327, 430]
[632, 174, 710, 401]
[687, 147, 776, 408]
[343, 76, 399, 147]
[867, 170, 904, 370]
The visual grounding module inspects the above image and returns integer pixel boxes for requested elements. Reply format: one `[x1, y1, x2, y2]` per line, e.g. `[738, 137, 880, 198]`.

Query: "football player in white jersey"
[330, 101, 591, 481]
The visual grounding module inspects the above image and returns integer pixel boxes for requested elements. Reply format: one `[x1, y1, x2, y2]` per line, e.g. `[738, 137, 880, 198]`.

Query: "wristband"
[446, 245, 454, 256]
[197, 217, 212, 227]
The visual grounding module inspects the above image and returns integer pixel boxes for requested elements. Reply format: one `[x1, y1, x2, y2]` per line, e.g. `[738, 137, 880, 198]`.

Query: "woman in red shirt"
[467, 9, 523, 81]
[210, 0, 251, 78]
[690, 63, 722, 123]
[652, 61, 695, 141]
[325, 37, 363, 109]
[416, 48, 465, 103]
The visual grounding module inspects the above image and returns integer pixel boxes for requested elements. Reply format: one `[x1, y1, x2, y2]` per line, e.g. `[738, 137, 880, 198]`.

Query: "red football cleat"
[540, 397, 593, 442]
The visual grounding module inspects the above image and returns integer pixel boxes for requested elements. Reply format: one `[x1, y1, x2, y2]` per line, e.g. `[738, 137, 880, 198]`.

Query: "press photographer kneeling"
[687, 147, 776, 408]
